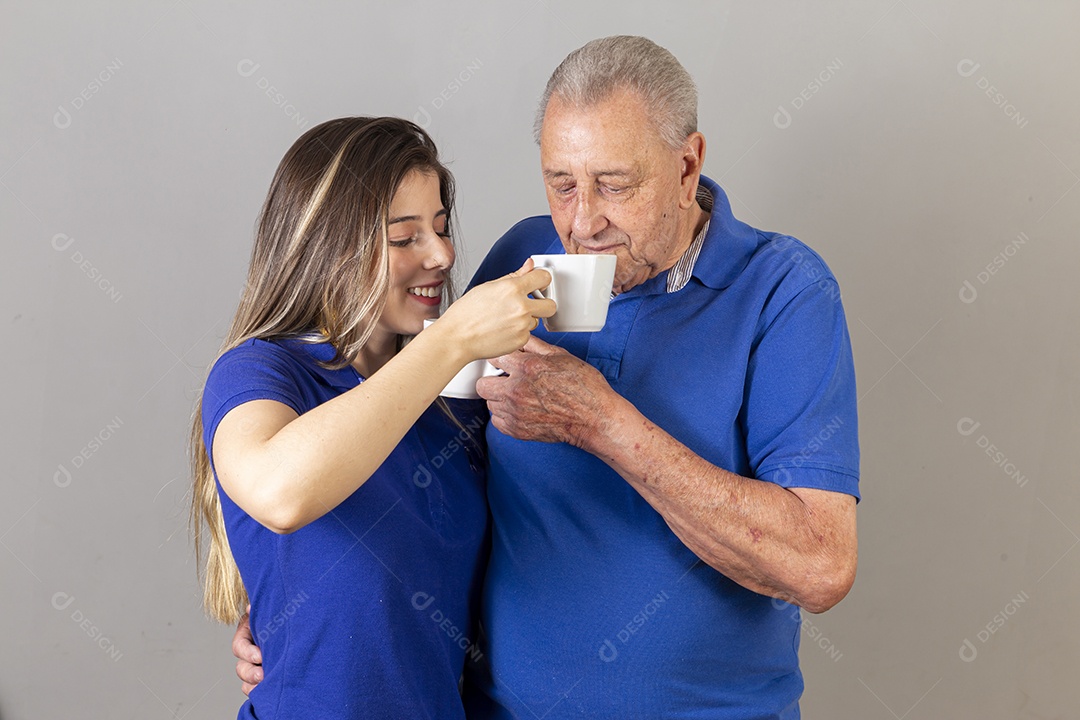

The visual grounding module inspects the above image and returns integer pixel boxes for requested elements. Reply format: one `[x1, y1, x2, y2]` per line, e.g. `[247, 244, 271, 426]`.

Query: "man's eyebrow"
[388, 208, 448, 225]
[542, 169, 634, 179]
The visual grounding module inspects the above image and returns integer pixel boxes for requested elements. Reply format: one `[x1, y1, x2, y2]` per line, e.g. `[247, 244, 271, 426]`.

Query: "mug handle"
[531, 266, 557, 308]
[480, 360, 505, 378]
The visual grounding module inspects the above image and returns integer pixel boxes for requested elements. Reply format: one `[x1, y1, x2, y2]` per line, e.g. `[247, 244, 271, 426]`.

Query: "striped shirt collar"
[665, 184, 714, 293]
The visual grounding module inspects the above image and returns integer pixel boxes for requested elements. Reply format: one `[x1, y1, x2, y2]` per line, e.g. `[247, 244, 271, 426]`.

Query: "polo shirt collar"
[687, 175, 761, 291]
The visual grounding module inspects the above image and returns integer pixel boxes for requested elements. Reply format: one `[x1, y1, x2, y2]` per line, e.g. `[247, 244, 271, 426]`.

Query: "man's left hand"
[476, 335, 613, 449]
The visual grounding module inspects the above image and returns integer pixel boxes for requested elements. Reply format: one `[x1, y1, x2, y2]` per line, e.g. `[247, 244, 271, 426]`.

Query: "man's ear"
[678, 132, 706, 210]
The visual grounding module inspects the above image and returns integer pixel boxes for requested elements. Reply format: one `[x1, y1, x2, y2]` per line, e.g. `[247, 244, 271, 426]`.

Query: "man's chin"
[611, 267, 648, 295]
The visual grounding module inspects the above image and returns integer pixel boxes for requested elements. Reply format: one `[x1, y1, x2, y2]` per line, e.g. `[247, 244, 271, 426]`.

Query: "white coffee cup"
[441, 358, 502, 399]
[423, 319, 503, 399]
[530, 253, 617, 332]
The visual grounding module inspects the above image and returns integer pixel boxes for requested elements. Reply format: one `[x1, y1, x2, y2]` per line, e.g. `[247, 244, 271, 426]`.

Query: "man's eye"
[604, 185, 626, 195]
[553, 185, 575, 196]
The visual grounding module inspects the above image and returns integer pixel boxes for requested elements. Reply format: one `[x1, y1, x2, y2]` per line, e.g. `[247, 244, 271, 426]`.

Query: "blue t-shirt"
[462, 176, 859, 719]
[202, 336, 490, 719]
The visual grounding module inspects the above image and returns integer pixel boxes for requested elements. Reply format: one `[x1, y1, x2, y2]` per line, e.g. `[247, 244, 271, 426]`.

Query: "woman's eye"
[389, 237, 414, 248]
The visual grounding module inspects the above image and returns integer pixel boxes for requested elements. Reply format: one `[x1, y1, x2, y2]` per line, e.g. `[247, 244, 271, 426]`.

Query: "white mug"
[423, 319, 503, 399]
[530, 253, 617, 332]
[441, 358, 502, 399]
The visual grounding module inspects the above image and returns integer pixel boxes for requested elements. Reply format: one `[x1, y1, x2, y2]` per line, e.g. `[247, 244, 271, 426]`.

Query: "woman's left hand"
[434, 258, 557, 362]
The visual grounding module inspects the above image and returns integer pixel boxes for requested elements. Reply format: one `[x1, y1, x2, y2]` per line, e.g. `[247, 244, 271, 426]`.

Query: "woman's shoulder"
[202, 335, 343, 437]
[213, 334, 334, 372]
[205, 335, 337, 402]
[210, 337, 302, 379]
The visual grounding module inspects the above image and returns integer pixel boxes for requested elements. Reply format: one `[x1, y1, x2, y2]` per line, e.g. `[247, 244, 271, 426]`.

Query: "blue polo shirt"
[462, 176, 859, 719]
[202, 336, 490, 719]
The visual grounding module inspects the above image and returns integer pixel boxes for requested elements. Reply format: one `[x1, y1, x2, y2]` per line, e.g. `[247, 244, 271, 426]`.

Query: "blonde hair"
[190, 117, 458, 623]
[534, 35, 698, 150]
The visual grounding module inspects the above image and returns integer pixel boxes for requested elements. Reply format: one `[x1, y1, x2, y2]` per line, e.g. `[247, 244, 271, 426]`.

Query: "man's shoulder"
[491, 215, 560, 258]
[503, 214, 558, 238]
[741, 233, 841, 298]
[472, 216, 560, 285]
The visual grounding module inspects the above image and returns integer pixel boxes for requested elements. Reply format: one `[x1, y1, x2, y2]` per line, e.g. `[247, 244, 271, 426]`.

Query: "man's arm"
[480, 337, 857, 613]
[232, 608, 263, 695]
[584, 379, 856, 613]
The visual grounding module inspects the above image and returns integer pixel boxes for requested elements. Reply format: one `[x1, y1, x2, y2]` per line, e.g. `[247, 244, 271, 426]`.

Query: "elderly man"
[234, 36, 858, 719]
[462, 36, 858, 719]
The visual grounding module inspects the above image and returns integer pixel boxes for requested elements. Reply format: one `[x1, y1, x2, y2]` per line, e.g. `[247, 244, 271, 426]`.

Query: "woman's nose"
[424, 235, 454, 270]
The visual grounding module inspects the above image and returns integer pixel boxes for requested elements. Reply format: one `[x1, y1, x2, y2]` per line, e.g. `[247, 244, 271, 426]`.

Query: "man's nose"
[571, 191, 607, 240]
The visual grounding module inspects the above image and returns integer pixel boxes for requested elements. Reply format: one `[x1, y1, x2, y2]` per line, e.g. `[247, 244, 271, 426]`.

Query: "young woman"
[190, 116, 554, 719]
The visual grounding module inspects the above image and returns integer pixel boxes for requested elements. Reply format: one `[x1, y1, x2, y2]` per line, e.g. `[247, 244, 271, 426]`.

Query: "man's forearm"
[585, 392, 857, 613]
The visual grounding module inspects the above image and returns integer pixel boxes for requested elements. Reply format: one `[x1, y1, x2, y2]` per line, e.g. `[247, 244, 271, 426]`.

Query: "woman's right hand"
[436, 258, 556, 362]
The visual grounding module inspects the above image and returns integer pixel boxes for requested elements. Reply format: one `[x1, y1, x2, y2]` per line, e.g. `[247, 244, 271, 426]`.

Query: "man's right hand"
[232, 607, 263, 695]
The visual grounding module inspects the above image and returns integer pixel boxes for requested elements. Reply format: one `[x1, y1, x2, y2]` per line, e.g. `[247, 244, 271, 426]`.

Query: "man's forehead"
[539, 92, 667, 173]
[539, 141, 656, 180]
[542, 101, 644, 139]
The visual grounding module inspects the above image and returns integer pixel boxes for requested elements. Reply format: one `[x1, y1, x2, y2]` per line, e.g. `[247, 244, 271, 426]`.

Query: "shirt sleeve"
[742, 274, 861, 500]
[201, 341, 306, 462]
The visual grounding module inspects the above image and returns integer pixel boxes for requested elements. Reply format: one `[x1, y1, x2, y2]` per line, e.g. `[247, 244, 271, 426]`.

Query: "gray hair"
[533, 35, 698, 149]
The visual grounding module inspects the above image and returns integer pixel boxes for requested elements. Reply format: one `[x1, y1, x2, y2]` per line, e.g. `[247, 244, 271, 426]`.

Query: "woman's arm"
[212, 265, 553, 534]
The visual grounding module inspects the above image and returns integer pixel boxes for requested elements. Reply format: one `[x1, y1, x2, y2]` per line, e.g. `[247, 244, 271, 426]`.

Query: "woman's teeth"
[407, 285, 440, 298]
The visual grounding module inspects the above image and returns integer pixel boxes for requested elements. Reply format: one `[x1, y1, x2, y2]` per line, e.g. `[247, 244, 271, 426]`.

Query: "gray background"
[3, 1, 1077, 717]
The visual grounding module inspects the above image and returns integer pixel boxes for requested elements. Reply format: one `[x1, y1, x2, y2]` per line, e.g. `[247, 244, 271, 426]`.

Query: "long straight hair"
[190, 117, 459, 623]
